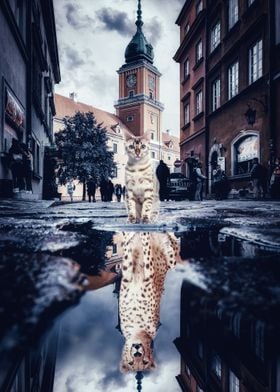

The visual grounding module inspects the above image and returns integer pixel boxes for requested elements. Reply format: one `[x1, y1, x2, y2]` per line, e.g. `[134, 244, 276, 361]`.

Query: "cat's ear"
[143, 130, 151, 141]
[123, 129, 134, 141]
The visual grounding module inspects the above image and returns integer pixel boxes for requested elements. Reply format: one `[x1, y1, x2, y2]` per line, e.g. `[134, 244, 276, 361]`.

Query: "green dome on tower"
[125, 0, 154, 64]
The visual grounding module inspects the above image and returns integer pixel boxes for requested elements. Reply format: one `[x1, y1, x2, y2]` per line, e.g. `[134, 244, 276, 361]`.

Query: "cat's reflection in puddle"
[119, 232, 181, 373]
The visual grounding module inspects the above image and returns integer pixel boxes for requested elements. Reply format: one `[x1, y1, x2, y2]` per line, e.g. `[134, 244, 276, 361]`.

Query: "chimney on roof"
[69, 92, 78, 102]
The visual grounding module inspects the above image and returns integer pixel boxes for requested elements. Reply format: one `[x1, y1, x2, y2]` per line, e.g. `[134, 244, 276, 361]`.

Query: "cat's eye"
[141, 145, 146, 149]
[129, 145, 134, 149]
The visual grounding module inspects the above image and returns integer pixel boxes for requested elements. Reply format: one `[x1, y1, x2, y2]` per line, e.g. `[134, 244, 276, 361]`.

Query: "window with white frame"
[229, 370, 240, 392]
[228, 0, 239, 30]
[228, 61, 239, 99]
[184, 103, 190, 124]
[210, 21, 221, 52]
[249, 39, 263, 84]
[196, 40, 203, 63]
[151, 151, 156, 159]
[151, 132, 154, 140]
[184, 58, 190, 79]
[212, 78, 221, 111]
[112, 244, 117, 255]
[113, 143, 118, 153]
[196, 90, 203, 115]
[211, 353, 222, 379]
[196, 0, 203, 15]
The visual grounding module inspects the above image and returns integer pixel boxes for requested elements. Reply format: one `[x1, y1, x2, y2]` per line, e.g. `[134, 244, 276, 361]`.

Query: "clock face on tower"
[126, 74, 137, 88]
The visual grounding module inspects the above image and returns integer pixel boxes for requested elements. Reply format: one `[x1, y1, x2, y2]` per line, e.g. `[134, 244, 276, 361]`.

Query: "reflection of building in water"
[1, 326, 60, 392]
[180, 229, 268, 260]
[174, 281, 279, 392]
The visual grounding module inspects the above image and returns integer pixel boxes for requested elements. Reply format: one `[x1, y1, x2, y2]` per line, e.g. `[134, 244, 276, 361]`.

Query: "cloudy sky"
[53, 0, 185, 136]
[53, 265, 186, 392]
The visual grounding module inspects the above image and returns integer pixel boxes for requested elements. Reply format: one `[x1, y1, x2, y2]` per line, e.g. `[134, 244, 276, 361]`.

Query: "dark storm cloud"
[145, 17, 163, 46]
[96, 8, 135, 36]
[64, 46, 85, 68]
[65, 3, 95, 29]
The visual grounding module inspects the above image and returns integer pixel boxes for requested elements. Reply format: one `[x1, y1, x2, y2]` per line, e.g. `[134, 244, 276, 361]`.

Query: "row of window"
[184, 0, 256, 40]
[183, 0, 258, 82]
[192, 343, 241, 392]
[212, 38, 262, 109]
[183, 38, 263, 125]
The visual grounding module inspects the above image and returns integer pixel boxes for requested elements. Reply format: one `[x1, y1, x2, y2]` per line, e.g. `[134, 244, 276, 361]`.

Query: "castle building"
[54, 0, 179, 201]
[0, 0, 60, 199]
[174, 0, 280, 196]
[115, 0, 164, 147]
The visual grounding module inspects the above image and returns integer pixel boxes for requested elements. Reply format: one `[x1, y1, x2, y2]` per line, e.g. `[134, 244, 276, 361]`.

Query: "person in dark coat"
[156, 160, 170, 201]
[9, 138, 25, 191]
[22, 143, 33, 192]
[87, 177, 96, 202]
[250, 157, 265, 199]
[122, 185, 126, 201]
[100, 178, 107, 201]
[107, 180, 114, 202]
[115, 184, 122, 202]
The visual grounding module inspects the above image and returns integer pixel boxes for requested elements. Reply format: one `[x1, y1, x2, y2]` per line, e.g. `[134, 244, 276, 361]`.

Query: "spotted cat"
[119, 232, 180, 372]
[124, 131, 159, 223]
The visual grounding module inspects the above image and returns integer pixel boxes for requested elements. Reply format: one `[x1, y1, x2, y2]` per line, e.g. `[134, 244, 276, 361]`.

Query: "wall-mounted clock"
[126, 74, 137, 88]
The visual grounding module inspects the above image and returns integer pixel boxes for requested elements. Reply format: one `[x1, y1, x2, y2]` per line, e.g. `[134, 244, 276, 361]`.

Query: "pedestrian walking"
[107, 180, 114, 202]
[250, 157, 265, 199]
[66, 179, 75, 202]
[22, 144, 33, 193]
[100, 178, 107, 201]
[8, 138, 25, 192]
[122, 185, 126, 201]
[115, 184, 122, 202]
[156, 160, 170, 201]
[194, 162, 207, 201]
[270, 157, 280, 199]
[87, 177, 96, 202]
[212, 164, 223, 200]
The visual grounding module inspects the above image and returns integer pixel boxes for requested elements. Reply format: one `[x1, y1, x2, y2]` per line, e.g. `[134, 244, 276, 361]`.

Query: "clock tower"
[115, 0, 164, 142]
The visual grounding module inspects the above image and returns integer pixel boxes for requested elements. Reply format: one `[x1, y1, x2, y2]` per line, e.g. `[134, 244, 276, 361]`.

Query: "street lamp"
[244, 105, 256, 126]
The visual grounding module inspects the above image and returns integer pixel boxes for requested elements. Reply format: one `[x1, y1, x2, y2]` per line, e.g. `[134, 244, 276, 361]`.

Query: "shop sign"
[5, 89, 25, 129]
[237, 136, 258, 162]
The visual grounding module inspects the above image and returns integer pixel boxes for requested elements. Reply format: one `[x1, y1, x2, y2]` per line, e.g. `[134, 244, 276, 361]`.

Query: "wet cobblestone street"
[0, 199, 280, 392]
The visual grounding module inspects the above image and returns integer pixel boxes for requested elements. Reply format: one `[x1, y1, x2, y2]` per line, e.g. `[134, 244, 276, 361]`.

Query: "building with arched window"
[175, 0, 280, 197]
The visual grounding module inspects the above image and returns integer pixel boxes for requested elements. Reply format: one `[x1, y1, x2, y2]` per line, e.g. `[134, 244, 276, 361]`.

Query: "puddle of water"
[1, 228, 280, 392]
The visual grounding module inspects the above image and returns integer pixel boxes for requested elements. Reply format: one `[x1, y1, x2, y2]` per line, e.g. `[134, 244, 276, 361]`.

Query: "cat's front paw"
[142, 215, 151, 224]
[127, 215, 137, 224]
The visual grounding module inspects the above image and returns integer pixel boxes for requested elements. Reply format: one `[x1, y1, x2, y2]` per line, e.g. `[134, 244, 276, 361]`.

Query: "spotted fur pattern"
[124, 131, 159, 223]
[119, 232, 180, 373]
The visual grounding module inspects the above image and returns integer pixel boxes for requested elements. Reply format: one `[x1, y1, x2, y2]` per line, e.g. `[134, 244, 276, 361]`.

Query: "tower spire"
[136, 0, 143, 29]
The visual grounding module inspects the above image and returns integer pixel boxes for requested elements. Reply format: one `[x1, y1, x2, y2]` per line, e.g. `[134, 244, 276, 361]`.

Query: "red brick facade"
[174, 0, 280, 195]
